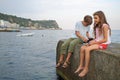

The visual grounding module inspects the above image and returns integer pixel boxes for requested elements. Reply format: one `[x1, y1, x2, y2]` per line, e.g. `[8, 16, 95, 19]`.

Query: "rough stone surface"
[56, 39, 120, 80]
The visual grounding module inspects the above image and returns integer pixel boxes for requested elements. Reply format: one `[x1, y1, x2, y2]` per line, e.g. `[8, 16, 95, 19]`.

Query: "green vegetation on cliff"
[0, 13, 60, 29]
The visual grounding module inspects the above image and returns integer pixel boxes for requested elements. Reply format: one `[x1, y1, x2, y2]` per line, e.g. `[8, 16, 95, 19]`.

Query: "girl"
[74, 11, 111, 77]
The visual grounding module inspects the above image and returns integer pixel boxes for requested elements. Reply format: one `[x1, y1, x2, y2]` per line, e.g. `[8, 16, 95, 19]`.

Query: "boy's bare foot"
[56, 61, 63, 68]
[62, 61, 70, 68]
[78, 68, 88, 77]
[74, 66, 84, 73]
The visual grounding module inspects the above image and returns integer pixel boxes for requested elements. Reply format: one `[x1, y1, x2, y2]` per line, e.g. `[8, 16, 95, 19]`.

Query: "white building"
[0, 20, 5, 27]
[0, 19, 20, 28]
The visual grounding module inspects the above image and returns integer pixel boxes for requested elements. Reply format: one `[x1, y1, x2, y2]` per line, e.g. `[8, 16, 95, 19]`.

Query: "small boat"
[16, 32, 34, 37]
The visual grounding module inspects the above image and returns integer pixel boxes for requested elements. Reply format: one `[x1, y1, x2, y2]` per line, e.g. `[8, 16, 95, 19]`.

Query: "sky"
[0, 0, 120, 30]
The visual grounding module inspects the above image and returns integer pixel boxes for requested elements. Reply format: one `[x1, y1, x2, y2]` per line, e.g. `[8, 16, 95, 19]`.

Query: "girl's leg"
[75, 45, 87, 73]
[79, 44, 99, 77]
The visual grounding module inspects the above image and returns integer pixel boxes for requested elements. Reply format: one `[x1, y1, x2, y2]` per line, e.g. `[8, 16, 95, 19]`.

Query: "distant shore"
[0, 28, 20, 32]
[0, 27, 62, 32]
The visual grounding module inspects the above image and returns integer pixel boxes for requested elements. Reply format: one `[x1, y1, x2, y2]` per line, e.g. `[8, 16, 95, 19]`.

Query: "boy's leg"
[56, 38, 74, 67]
[56, 54, 64, 67]
[65, 38, 83, 62]
[60, 38, 74, 55]
[63, 38, 83, 68]
[68, 38, 83, 53]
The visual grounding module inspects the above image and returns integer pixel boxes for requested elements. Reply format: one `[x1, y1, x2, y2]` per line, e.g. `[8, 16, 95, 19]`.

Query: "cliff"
[56, 39, 120, 80]
[0, 13, 60, 29]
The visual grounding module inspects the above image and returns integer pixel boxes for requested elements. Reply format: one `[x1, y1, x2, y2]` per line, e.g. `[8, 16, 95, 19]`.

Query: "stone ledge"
[56, 39, 120, 80]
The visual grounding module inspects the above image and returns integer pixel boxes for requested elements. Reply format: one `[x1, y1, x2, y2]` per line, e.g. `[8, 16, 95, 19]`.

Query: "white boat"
[16, 32, 34, 37]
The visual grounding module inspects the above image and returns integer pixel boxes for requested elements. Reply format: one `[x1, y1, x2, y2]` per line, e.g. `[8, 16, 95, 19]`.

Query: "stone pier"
[56, 39, 120, 80]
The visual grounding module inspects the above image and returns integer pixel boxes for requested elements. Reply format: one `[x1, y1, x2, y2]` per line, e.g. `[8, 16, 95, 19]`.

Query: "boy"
[56, 15, 93, 68]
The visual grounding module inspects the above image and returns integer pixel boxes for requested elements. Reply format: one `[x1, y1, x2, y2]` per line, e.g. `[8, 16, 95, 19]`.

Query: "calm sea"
[0, 30, 120, 80]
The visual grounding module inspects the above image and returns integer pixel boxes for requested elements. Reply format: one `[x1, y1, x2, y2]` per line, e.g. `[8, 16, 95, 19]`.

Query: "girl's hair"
[93, 11, 111, 36]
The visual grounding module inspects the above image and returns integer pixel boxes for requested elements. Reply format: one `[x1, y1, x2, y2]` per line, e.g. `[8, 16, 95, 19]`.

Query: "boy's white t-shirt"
[71, 21, 90, 38]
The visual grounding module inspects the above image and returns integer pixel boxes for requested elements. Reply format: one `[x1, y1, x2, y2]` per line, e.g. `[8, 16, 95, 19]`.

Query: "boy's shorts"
[99, 44, 108, 49]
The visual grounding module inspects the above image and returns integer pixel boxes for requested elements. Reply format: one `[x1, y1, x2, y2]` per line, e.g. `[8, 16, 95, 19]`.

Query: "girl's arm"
[89, 25, 109, 45]
[96, 25, 109, 44]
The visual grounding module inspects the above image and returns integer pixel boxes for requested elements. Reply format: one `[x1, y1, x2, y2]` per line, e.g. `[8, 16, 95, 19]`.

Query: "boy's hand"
[82, 37, 88, 42]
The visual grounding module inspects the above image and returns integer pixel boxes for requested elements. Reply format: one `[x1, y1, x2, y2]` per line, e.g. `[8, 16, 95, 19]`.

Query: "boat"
[16, 32, 34, 37]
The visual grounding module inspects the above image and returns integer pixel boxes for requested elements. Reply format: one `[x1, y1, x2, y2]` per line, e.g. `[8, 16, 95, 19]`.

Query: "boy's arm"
[86, 31, 94, 39]
[86, 31, 90, 38]
[75, 31, 88, 42]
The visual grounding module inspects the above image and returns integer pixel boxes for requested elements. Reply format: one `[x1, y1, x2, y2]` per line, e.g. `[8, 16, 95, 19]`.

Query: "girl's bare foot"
[74, 66, 84, 73]
[78, 68, 88, 77]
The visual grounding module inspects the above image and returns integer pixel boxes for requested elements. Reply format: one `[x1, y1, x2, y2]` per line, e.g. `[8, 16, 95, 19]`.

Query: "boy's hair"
[84, 15, 92, 25]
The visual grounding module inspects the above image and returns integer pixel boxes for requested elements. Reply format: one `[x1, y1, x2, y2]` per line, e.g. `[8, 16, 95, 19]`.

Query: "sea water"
[0, 30, 120, 80]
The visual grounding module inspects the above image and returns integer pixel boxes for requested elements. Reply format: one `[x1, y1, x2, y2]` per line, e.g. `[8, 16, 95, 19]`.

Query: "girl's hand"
[88, 40, 96, 46]
[84, 43, 89, 46]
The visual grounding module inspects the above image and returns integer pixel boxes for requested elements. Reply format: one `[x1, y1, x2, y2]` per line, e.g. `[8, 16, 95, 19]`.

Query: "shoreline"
[0, 28, 62, 32]
[0, 28, 20, 32]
